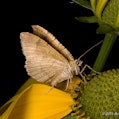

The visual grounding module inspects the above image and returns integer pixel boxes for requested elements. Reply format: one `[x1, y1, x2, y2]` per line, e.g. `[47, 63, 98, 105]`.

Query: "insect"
[20, 25, 102, 88]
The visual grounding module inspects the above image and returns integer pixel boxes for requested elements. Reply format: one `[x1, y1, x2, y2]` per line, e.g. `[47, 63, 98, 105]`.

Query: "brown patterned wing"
[31, 25, 74, 61]
[20, 32, 70, 83]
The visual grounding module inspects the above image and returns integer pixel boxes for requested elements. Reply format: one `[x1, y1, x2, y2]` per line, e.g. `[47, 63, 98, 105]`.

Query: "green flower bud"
[90, 0, 119, 34]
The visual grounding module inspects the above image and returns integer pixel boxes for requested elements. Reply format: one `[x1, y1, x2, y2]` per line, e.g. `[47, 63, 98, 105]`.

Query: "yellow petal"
[95, 0, 108, 20]
[7, 84, 75, 119]
[16, 77, 39, 94]
[90, 0, 96, 13]
[115, 8, 119, 29]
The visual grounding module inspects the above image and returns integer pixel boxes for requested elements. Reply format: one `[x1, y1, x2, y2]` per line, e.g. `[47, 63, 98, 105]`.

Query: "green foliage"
[72, 0, 91, 10]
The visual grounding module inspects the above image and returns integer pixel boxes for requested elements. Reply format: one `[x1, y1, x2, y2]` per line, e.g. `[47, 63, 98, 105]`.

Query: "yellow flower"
[0, 84, 75, 119]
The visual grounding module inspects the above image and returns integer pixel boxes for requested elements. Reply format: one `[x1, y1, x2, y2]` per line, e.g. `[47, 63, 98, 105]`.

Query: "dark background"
[0, 0, 119, 106]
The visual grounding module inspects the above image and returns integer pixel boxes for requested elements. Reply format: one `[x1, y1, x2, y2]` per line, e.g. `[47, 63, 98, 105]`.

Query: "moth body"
[50, 60, 80, 86]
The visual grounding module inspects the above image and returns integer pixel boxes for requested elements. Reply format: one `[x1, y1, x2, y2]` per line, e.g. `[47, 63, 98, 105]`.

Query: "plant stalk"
[92, 33, 117, 72]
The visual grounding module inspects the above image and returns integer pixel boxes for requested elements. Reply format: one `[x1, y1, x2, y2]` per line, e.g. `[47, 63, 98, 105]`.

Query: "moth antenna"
[77, 40, 103, 61]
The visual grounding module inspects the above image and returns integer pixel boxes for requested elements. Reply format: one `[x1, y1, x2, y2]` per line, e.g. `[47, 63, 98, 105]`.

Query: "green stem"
[92, 33, 117, 72]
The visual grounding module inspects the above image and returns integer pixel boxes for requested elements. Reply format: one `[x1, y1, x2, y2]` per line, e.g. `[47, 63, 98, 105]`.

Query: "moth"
[20, 25, 101, 88]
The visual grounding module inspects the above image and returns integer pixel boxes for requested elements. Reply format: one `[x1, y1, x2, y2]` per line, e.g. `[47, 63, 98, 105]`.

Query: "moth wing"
[25, 56, 68, 83]
[32, 25, 74, 61]
[20, 32, 68, 62]
[20, 32, 69, 83]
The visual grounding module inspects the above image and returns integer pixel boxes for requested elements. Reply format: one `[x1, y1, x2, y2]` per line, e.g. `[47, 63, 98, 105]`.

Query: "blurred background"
[0, 0, 119, 106]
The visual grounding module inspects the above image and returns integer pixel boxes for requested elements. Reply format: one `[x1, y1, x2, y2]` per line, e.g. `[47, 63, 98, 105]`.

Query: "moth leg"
[65, 78, 72, 91]
[81, 64, 100, 74]
[43, 85, 55, 94]
[79, 64, 100, 83]
[78, 72, 87, 84]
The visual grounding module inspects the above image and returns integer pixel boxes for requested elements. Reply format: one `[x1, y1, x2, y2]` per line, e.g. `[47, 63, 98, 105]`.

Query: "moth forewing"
[20, 32, 68, 63]
[20, 29, 79, 87]
[32, 25, 74, 61]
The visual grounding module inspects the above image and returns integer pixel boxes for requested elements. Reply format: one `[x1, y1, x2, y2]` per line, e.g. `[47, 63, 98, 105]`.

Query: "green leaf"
[96, 23, 114, 34]
[75, 16, 98, 23]
[72, 0, 92, 10]
[114, 31, 119, 35]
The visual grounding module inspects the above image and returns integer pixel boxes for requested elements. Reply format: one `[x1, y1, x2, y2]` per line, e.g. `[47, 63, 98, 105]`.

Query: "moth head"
[75, 59, 83, 67]
[69, 60, 80, 75]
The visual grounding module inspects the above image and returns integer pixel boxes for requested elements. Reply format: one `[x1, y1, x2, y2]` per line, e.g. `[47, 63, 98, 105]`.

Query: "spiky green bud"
[79, 69, 119, 119]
